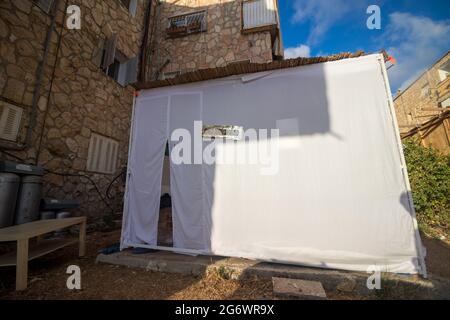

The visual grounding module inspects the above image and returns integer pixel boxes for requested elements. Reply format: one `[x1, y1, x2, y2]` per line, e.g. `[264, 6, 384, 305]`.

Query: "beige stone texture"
[394, 52, 450, 154]
[0, 0, 147, 217]
[147, 0, 276, 79]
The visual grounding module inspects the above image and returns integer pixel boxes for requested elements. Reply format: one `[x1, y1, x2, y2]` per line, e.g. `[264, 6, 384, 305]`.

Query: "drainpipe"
[0, 0, 61, 152]
[35, 0, 68, 165]
[139, 0, 153, 82]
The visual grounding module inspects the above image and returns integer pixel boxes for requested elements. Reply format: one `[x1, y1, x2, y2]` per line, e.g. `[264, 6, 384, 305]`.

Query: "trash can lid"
[21, 175, 43, 183]
[0, 172, 20, 183]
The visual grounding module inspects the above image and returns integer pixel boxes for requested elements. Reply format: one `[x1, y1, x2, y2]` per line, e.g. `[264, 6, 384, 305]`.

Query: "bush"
[403, 139, 450, 238]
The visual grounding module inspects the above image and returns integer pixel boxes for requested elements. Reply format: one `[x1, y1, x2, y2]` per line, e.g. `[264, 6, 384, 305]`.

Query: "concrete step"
[96, 250, 450, 299]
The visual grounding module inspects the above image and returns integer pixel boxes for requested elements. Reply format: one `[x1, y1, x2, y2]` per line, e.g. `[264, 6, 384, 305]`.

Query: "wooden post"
[79, 220, 86, 257]
[16, 238, 29, 291]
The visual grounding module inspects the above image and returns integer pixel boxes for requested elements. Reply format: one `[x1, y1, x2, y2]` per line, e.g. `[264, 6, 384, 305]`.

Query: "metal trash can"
[0, 173, 20, 228]
[54, 211, 72, 236]
[56, 211, 72, 219]
[40, 211, 56, 220]
[14, 175, 43, 225]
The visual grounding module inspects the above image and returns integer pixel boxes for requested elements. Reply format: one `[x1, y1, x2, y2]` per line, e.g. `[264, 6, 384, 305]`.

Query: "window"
[440, 97, 450, 109]
[0, 101, 23, 142]
[119, 0, 138, 17]
[99, 34, 138, 86]
[167, 11, 207, 38]
[202, 125, 243, 141]
[33, 0, 55, 14]
[438, 60, 450, 82]
[87, 133, 119, 174]
[438, 69, 449, 82]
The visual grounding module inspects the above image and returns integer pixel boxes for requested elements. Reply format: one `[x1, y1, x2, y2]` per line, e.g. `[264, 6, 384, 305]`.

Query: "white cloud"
[291, 0, 364, 45]
[284, 44, 311, 59]
[289, 1, 450, 92]
[384, 12, 450, 91]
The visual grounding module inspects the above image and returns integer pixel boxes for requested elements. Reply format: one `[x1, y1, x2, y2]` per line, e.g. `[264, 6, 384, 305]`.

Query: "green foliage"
[403, 139, 450, 238]
[216, 266, 234, 280]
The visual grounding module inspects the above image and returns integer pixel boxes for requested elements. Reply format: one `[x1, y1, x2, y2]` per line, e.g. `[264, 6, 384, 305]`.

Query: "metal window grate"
[86, 133, 119, 174]
[0, 101, 23, 142]
[168, 11, 207, 34]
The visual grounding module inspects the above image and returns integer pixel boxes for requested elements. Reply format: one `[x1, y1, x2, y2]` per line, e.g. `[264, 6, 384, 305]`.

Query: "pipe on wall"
[0, 0, 61, 153]
[139, 0, 153, 82]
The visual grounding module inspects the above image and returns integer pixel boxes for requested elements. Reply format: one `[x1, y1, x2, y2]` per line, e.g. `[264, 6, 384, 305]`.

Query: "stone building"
[0, 0, 283, 221]
[394, 51, 450, 154]
[1, 0, 149, 220]
[146, 0, 283, 80]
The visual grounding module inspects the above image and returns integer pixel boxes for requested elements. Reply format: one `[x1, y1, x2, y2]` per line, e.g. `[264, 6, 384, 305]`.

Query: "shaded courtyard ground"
[0, 229, 449, 300]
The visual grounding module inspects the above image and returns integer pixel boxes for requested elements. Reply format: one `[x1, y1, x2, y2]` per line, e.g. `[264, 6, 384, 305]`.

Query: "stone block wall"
[0, 0, 147, 219]
[147, 0, 275, 80]
[394, 52, 450, 153]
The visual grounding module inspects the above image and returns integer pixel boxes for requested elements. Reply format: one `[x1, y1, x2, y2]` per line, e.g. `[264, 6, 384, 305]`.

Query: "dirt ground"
[422, 236, 450, 279]
[0, 229, 449, 300]
[0, 230, 274, 300]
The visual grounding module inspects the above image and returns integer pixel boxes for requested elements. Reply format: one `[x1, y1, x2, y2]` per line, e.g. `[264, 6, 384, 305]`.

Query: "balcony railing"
[166, 11, 206, 38]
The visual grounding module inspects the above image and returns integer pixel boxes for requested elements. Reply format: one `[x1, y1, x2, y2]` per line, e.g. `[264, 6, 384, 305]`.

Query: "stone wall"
[147, 0, 274, 80]
[0, 0, 147, 220]
[394, 52, 450, 153]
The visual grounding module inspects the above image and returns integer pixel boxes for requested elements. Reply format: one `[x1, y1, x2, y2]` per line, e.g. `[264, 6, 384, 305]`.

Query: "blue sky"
[279, 0, 450, 92]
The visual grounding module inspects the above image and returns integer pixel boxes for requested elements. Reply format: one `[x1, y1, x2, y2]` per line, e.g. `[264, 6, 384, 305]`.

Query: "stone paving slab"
[272, 277, 327, 300]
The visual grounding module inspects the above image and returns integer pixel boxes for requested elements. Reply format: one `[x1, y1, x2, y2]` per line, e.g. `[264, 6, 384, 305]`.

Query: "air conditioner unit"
[0, 101, 23, 142]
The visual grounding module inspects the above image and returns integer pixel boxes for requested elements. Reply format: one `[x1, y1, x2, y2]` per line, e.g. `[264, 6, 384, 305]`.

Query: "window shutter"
[86, 133, 119, 174]
[243, 0, 277, 30]
[102, 33, 117, 69]
[0, 102, 23, 142]
[129, 0, 138, 17]
[92, 38, 105, 68]
[125, 56, 138, 85]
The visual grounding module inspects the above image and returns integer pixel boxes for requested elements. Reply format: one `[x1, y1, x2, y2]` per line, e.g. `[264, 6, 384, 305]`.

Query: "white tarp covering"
[121, 54, 426, 275]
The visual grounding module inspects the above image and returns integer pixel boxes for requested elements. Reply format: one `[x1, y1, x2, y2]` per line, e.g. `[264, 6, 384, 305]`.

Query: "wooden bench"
[0, 217, 86, 291]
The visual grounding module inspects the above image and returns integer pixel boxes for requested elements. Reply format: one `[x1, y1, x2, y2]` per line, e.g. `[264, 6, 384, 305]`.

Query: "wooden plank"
[0, 238, 78, 267]
[241, 24, 276, 35]
[421, 107, 446, 112]
[0, 217, 86, 241]
[16, 239, 28, 291]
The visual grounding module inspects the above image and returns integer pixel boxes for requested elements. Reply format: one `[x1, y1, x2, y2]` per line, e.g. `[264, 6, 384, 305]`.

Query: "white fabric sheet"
[121, 54, 425, 275]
